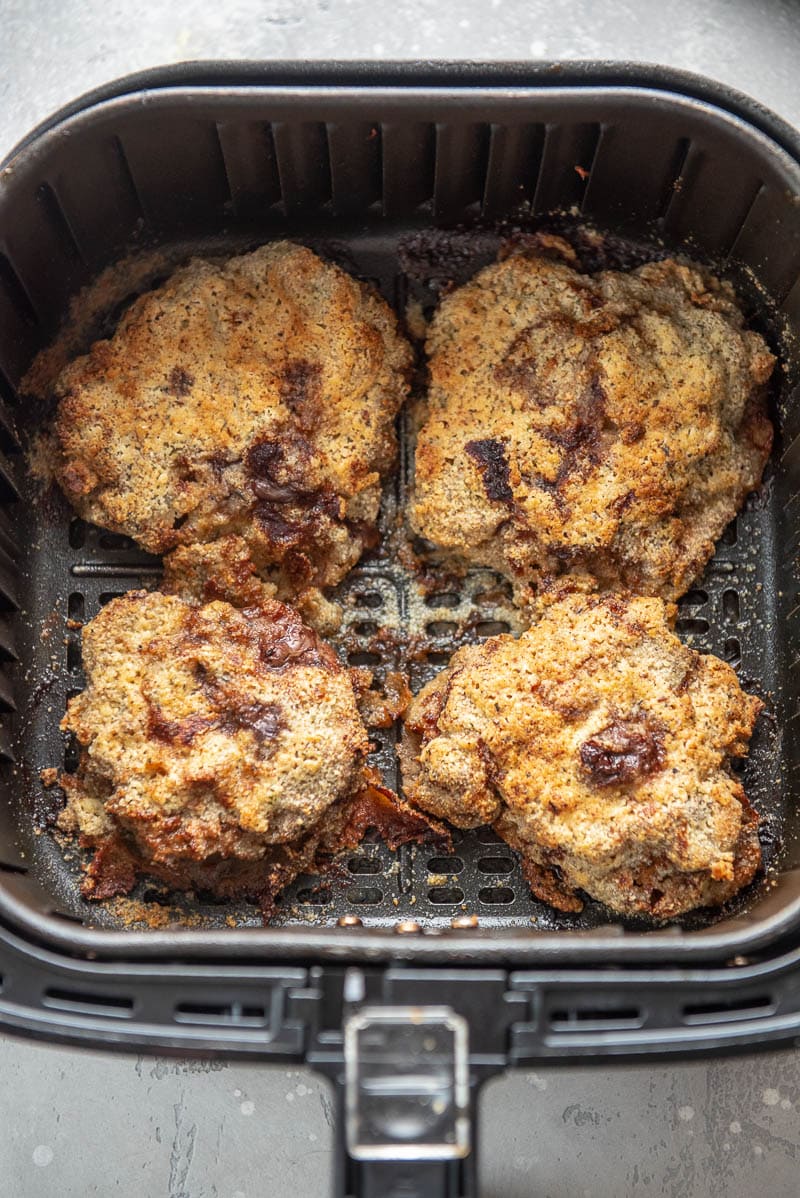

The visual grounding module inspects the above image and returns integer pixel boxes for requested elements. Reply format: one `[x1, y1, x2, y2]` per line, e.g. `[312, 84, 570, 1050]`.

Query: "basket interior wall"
[0, 86, 799, 941]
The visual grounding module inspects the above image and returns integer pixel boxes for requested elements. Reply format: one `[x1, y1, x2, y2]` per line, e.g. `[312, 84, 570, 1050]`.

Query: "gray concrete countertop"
[1, 2, 799, 1195]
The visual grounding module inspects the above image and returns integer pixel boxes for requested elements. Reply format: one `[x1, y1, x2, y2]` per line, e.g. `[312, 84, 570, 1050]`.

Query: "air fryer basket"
[2, 62, 800, 1196]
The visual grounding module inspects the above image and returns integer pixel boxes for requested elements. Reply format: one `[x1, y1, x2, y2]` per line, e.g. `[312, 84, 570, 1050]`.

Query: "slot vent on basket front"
[174, 1001, 267, 1026]
[681, 994, 773, 1024]
[533, 122, 601, 216]
[0, 252, 39, 327]
[272, 121, 332, 215]
[215, 121, 282, 219]
[482, 122, 545, 219]
[43, 987, 134, 1018]
[433, 122, 491, 223]
[549, 1005, 642, 1030]
[35, 182, 86, 267]
[381, 121, 436, 217]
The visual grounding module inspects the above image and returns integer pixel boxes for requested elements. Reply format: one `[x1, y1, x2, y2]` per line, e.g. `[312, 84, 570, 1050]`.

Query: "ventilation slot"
[43, 988, 134, 1018]
[474, 620, 510, 637]
[675, 618, 710, 636]
[724, 638, 742, 667]
[215, 121, 281, 219]
[426, 620, 458, 637]
[381, 122, 436, 217]
[477, 856, 514, 874]
[348, 651, 381, 667]
[112, 135, 145, 219]
[353, 620, 378, 637]
[425, 592, 460, 609]
[353, 591, 383, 609]
[348, 855, 383, 875]
[429, 887, 464, 904]
[36, 183, 85, 265]
[427, 856, 464, 875]
[549, 1006, 642, 1030]
[0, 253, 39, 325]
[482, 122, 545, 219]
[680, 589, 708, 608]
[296, 887, 331, 906]
[0, 370, 20, 453]
[719, 519, 738, 546]
[174, 1001, 267, 1027]
[723, 589, 740, 622]
[478, 886, 514, 904]
[272, 122, 332, 214]
[0, 860, 28, 876]
[681, 995, 773, 1025]
[533, 122, 601, 215]
[433, 122, 491, 223]
[327, 121, 383, 216]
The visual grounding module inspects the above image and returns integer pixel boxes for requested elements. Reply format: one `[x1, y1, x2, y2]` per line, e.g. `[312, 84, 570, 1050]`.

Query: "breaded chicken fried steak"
[40, 242, 412, 613]
[411, 242, 774, 605]
[59, 591, 377, 908]
[401, 594, 763, 919]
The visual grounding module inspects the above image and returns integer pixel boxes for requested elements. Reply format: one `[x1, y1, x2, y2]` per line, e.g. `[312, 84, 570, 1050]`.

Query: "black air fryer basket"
[2, 62, 800, 1196]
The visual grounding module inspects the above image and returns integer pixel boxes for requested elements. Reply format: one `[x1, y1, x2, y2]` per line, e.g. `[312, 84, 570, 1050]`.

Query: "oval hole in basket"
[477, 856, 514, 874]
[427, 856, 464, 874]
[475, 620, 511, 637]
[353, 620, 378, 637]
[426, 620, 458, 637]
[675, 617, 709, 636]
[724, 637, 741, 666]
[98, 591, 125, 608]
[347, 886, 383, 905]
[424, 592, 460, 609]
[476, 826, 504, 844]
[68, 519, 87, 549]
[99, 531, 137, 550]
[66, 640, 82, 673]
[680, 588, 708, 607]
[296, 887, 331, 905]
[67, 592, 85, 621]
[478, 886, 515, 904]
[719, 520, 738, 546]
[723, 589, 741, 623]
[348, 651, 381, 667]
[426, 650, 451, 666]
[429, 886, 464, 904]
[353, 591, 383, 609]
[348, 856, 383, 875]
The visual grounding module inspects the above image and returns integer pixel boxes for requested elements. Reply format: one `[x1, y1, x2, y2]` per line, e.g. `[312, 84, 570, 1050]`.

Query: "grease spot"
[762, 1088, 780, 1106]
[32, 1145, 53, 1168]
[730, 1121, 742, 1134]
[678, 1106, 695, 1122]
[240, 1100, 255, 1116]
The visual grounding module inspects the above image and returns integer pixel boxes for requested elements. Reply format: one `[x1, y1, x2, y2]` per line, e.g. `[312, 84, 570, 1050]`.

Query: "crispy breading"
[401, 593, 763, 919]
[59, 591, 371, 899]
[411, 246, 774, 606]
[41, 242, 412, 598]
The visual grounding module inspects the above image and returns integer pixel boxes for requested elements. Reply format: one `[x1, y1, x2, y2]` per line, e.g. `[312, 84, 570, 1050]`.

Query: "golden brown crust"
[59, 591, 372, 898]
[411, 247, 775, 605]
[40, 242, 412, 598]
[400, 593, 763, 919]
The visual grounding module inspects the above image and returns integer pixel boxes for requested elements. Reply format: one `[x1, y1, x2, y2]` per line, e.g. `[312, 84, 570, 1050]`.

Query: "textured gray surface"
[2, 1, 800, 1196]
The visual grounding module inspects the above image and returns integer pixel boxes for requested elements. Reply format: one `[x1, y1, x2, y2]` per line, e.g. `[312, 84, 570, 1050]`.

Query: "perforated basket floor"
[0, 69, 798, 959]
